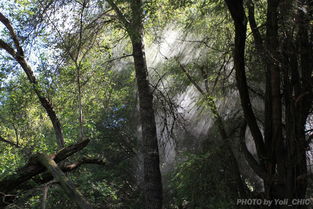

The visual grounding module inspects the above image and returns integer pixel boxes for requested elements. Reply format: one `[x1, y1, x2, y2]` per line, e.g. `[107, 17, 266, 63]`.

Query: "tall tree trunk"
[106, 1, 163, 208]
[265, 0, 286, 200]
[131, 39, 163, 209]
[291, 0, 312, 202]
[130, 1, 163, 208]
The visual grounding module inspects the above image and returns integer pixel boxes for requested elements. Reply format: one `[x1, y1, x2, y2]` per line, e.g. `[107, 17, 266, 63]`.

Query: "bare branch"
[175, 57, 205, 95]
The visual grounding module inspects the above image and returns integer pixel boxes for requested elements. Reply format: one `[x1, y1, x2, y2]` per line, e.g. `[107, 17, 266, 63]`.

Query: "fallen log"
[37, 153, 93, 209]
[0, 139, 90, 207]
[33, 157, 107, 185]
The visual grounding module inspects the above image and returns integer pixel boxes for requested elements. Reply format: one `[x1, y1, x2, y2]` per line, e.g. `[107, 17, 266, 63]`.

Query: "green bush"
[168, 150, 237, 209]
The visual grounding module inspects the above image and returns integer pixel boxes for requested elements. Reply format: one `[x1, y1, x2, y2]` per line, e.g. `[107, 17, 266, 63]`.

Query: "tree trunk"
[77, 65, 84, 141]
[225, 0, 312, 208]
[225, 0, 266, 164]
[106, 1, 163, 208]
[265, 0, 286, 201]
[129, 1, 163, 208]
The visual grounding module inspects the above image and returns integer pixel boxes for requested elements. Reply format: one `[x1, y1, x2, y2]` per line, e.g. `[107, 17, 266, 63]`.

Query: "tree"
[106, 1, 163, 208]
[0, 12, 65, 149]
[225, 0, 313, 206]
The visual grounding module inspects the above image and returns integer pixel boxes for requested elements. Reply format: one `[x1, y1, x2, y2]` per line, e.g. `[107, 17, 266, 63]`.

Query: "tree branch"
[175, 58, 205, 95]
[247, 0, 264, 53]
[0, 12, 24, 56]
[33, 157, 108, 185]
[106, 0, 130, 30]
[0, 39, 17, 58]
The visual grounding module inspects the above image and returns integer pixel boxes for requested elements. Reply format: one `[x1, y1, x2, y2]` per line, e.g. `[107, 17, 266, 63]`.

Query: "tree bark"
[265, 0, 286, 200]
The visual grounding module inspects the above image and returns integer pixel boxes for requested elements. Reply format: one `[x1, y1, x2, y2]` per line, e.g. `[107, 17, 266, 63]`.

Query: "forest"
[0, 0, 312, 208]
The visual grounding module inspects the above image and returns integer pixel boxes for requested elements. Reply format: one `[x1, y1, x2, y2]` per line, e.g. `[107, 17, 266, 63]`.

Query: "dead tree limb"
[37, 153, 93, 209]
[0, 139, 90, 197]
[33, 157, 108, 185]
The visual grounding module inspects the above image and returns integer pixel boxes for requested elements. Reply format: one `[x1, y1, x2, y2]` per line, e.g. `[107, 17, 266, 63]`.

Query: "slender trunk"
[77, 65, 84, 141]
[265, 0, 286, 201]
[225, 0, 266, 164]
[12, 124, 19, 147]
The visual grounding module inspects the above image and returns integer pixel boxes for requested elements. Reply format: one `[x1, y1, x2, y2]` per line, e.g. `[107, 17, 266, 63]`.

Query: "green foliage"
[168, 150, 236, 209]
